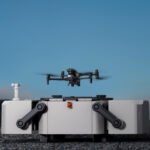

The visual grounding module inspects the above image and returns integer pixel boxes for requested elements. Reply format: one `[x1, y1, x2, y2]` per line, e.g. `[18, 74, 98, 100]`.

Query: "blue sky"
[0, 0, 150, 100]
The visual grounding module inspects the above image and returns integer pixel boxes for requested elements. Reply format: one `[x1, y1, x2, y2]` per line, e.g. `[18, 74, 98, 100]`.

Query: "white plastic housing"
[1, 100, 32, 134]
[108, 100, 143, 134]
[39, 99, 105, 135]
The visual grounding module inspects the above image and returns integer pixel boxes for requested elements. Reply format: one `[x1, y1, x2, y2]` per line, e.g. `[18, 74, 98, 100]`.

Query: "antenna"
[11, 83, 20, 100]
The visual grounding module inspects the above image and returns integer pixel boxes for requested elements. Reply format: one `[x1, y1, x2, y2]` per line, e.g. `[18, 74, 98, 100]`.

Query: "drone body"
[44, 68, 107, 86]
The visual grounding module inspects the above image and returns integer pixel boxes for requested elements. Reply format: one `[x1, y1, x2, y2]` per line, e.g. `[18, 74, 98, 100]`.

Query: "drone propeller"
[96, 76, 110, 80]
[37, 73, 59, 85]
[46, 74, 58, 85]
[79, 69, 99, 77]
[38, 73, 58, 77]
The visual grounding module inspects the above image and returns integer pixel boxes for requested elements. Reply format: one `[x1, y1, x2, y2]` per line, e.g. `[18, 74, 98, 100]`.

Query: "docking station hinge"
[16, 103, 48, 130]
[92, 103, 126, 129]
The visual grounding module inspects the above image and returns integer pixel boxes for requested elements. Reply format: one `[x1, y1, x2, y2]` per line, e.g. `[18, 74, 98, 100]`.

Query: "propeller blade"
[96, 76, 110, 80]
[38, 73, 59, 77]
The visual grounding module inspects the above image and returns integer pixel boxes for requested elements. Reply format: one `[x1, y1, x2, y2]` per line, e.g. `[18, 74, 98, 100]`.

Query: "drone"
[41, 68, 107, 87]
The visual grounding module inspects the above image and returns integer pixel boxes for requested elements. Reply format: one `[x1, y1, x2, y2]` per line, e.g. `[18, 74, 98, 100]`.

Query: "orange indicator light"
[67, 102, 73, 108]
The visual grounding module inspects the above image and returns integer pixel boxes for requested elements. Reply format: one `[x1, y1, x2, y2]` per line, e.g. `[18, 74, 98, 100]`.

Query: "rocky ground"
[1, 133, 150, 150]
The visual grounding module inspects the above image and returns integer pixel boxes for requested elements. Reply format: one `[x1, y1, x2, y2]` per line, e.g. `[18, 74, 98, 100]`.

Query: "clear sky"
[0, 0, 150, 100]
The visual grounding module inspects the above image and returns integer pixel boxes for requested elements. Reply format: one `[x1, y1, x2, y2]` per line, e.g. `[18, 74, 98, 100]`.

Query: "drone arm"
[79, 77, 91, 80]
[79, 72, 93, 76]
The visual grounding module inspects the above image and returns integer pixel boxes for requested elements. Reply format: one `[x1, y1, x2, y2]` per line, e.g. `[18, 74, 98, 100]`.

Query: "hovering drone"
[41, 68, 107, 87]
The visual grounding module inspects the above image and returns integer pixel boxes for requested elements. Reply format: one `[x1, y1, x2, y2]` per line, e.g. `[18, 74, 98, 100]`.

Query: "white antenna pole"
[11, 83, 20, 100]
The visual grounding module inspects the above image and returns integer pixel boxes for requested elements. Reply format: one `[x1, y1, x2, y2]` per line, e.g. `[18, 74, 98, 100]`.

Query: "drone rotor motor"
[46, 74, 56, 84]
[61, 71, 65, 79]
[46, 74, 50, 85]
[89, 73, 93, 83]
[95, 69, 100, 79]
